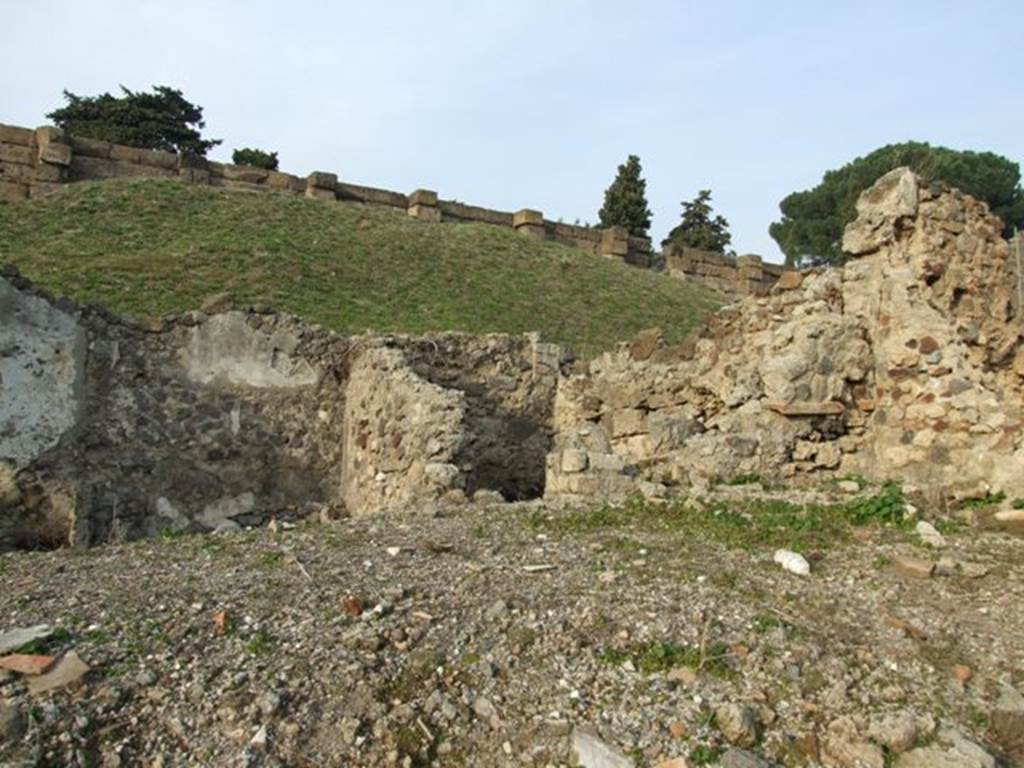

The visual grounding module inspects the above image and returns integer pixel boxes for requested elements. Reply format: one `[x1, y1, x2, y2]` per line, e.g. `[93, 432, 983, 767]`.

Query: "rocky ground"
[1, 483, 1023, 768]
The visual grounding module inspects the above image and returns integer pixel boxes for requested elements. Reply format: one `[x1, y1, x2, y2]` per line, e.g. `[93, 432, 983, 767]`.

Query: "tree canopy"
[770, 142, 1024, 266]
[232, 147, 279, 170]
[598, 154, 653, 239]
[662, 189, 732, 253]
[47, 85, 221, 156]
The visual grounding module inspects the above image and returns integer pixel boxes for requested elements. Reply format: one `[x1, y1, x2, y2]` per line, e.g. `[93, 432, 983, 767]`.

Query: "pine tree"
[47, 85, 221, 156]
[662, 190, 732, 253]
[598, 155, 653, 239]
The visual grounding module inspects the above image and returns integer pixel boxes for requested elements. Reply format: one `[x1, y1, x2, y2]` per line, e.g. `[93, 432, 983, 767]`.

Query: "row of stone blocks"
[1, 120, 652, 265]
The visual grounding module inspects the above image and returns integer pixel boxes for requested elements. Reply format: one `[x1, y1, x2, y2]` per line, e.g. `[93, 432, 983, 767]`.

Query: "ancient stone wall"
[4, 168, 1021, 550]
[546, 169, 1024, 503]
[664, 245, 797, 297]
[0, 120, 652, 267]
[0, 269, 562, 549]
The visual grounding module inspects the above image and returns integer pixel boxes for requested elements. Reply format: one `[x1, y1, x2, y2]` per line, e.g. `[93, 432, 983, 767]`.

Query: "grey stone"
[0, 697, 26, 743]
[0, 624, 53, 655]
[570, 726, 632, 768]
[894, 727, 995, 768]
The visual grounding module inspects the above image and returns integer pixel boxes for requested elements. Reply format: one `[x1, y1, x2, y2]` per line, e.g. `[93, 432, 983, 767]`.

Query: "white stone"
[773, 549, 810, 576]
[571, 726, 632, 768]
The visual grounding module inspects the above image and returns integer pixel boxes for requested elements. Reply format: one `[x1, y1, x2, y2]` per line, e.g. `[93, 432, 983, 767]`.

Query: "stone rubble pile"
[546, 169, 1024, 503]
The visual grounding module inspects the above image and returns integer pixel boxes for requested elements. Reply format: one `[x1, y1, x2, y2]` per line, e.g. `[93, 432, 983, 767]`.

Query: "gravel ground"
[1, 487, 1023, 767]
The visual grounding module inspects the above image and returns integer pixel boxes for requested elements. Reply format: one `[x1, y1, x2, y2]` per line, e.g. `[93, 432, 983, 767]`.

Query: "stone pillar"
[600, 225, 629, 260]
[32, 126, 72, 195]
[305, 171, 337, 200]
[513, 208, 545, 239]
[736, 254, 765, 295]
[408, 189, 441, 222]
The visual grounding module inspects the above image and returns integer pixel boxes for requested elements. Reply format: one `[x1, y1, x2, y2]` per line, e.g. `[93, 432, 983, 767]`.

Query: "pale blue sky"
[2, 1, 1022, 261]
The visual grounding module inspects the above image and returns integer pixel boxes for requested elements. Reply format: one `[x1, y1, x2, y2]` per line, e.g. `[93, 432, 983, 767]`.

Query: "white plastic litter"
[773, 549, 811, 576]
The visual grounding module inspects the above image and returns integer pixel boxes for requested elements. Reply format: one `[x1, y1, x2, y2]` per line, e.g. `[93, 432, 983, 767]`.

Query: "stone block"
[408, 188, 438, 207]
[893, 555, 935, 579]
[608, 408, 647, 438]
[39, 142, 72, 167]
[600, 225, 629, 258]
[34, 162, 65, 182]
[560, 449, 588, 474]
[513, 209, 545, 238]
[306, 171, 337, 196]
[513, 208, 543, 227]
[0, 161, 35, 183]
[136, 149, 179, 170]
[0, 180, 29, 201]
[774, 270, 804, 291]
[0, 124, 35, 146]
[69, 135, 112, 158]
[0, 143, 34, 166]
[222, 164, 269, 183]
[178, 152, 208, 171]
[588, 452, 625, 473]
[109, 144, 148, 164]
[266, 171, 302, 192]
[34, 126, 65, 147]
[408, 204, 442, 223]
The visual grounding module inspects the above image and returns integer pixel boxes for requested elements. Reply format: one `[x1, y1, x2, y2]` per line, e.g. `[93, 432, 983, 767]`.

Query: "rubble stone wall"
[547, 169, 1024, 503]
[4, 168, 1022, 550]
[0, 120, 652, 267]
[0, 270, 562, 549]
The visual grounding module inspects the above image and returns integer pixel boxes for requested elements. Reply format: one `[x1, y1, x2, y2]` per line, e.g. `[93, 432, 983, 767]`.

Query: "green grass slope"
[0, 180, 722, 355]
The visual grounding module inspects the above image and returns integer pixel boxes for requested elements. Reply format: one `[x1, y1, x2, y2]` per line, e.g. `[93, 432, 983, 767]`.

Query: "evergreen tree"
[662, 189, 732, 253]
[232, 147, 279, 170]
[47, 85, 221, 156]
[598, 154, 653, 238]
[770, 141, 1024, 266]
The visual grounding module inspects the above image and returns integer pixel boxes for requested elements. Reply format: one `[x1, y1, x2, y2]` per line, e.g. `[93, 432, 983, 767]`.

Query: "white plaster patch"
[179, 313, 318, 388]
[0, 279, 86, 467]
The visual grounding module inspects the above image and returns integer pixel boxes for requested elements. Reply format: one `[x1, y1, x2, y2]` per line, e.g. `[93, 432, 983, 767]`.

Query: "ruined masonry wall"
[0, 269, 561, 549]
[546, 170, 1024, 503]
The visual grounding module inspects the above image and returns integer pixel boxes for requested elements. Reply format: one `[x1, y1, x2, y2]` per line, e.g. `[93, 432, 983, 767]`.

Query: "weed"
[245, 629, 276, 656]
[15, 627, 74, 655]
[690, 745, 723, 764]
[959, 491, 1007, 510]
[263, 551, 284, 566]
[751, 614, 782, 634]
[1012, 498, 1024, 510]
[600, 640, 731, 678]
[842, 482, 906, 525]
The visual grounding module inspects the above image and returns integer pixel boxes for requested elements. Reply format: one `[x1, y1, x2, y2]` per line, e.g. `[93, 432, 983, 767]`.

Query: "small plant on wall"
[231, 147, 279, 171]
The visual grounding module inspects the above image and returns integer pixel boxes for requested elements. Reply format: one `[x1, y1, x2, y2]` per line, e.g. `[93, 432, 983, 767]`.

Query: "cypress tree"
[598, 154, 653, 239]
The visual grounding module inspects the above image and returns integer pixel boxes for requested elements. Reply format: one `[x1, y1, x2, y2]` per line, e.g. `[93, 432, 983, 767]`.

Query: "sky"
[2, 1, 1022, 262]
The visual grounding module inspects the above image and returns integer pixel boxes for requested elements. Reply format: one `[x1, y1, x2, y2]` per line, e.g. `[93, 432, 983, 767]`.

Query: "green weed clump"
[529, 482, 910, 553]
